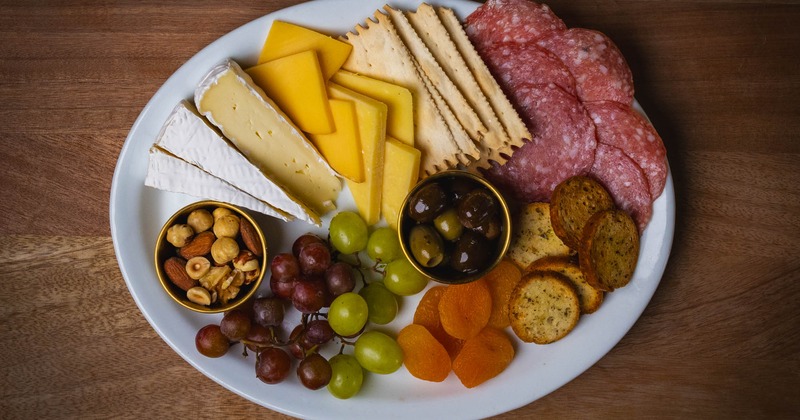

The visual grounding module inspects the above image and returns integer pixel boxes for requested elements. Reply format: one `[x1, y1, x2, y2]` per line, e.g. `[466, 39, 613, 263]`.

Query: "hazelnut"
[213, 207, 233, 220]
[243, 268, 261, 285]
[187, 209, 214, 233]
[187, 287, 211, 306]
[233, 250, 260, 272]
[166, 224, 194, 247]
[213, 214, 240, 238]
[211, 237, 239, 265]
[185, 256, 211, 280]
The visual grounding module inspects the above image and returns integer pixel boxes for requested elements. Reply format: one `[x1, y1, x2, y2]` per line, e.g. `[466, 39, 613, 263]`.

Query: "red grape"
[298, 242, 332, 276]
[305, 319, 334, 345]
[292, 233, 324, 258]
[256, 347, 291, 384]
[219, 309, 251, 341]
[270, 252, 300, 281]
[253, 297, 285, 327]
[325, 262, 356, 296]
[270, 275, 297, 300]
[297, 353, 332, 390]
[244, 324, 271, 351]
[292, 280, 326, 313]
[288, 324, 306, 359]
[195, 325, 230, 358]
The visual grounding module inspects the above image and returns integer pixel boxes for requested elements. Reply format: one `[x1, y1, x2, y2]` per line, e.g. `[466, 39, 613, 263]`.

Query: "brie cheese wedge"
[195, 59, 342, 217]
[144, 147, 290, 221]
[154, 100, 320, 225]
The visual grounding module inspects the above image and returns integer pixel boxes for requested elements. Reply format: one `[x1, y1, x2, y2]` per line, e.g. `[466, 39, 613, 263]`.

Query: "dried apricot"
[452, 327, 515, 388]
[483, 260, 522, 329]
[438, 278, 492, 340]
[413, 286, 464, 359]
[397, 324, 451, 382]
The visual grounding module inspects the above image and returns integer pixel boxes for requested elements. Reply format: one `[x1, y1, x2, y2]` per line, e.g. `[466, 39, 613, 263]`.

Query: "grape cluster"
[193, 211, 431, 399]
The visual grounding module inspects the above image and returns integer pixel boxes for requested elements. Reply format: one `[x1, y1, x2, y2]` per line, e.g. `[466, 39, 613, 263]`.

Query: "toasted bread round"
[550, 176, 615, 249]
[508, 271, 580, 344]
[528, 256, 604, 314]
[579, 209, 640, 291]
[507, 202, 572, 271]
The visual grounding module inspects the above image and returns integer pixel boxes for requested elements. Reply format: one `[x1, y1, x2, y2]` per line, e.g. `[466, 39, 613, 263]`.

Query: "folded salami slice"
[487, 42, 577, 97]
[537, 28, 634, 105]
[465, 0, 566, 54]
[585, 101, 667, 199]
[486, 83, 597, 202]
[588, 143, 652, 231]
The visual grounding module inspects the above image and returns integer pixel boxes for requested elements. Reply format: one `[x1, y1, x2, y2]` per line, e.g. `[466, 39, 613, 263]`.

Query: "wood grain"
[0, 0, 798, 418]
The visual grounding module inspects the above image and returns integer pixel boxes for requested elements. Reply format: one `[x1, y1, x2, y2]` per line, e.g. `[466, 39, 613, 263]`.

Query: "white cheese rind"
[155, 100, 321, 225]
[195, 59, 342, 216]
[144, 147, 290, 221]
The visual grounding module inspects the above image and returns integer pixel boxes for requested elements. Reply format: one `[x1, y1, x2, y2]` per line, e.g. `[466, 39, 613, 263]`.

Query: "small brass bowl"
[398, 170, 512, 285]
[154, 200, 266, 313]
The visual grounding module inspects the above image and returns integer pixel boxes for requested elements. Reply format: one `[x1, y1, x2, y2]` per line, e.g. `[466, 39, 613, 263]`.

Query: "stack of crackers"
[340, 4, 531, 177]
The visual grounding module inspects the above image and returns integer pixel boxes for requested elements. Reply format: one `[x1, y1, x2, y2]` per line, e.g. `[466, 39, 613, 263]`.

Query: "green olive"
[408, 225, 444, 268]
[408, 183, 448, 223]
[433, 208, 463, 242]
[450, 230, 491, 273]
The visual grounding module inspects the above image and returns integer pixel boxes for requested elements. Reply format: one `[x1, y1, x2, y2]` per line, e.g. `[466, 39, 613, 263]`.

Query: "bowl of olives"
[154, 200, 266, 313]
[398, 171, 512, 284]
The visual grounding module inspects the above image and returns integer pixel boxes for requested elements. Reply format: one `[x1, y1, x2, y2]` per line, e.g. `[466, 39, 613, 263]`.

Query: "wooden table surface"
[2, 0, 798, 418]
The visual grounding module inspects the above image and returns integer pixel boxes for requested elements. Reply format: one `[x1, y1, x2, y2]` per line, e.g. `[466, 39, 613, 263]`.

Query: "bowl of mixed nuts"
[154, 200, 266, 313]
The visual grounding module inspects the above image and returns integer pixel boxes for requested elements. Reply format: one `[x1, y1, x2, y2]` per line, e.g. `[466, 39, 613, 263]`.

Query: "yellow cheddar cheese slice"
[195, 60, 341, 218]
[330, 70, 414, 147]
[382, 138, 421, 230]
[308, 99, 364, 183]
[247, 50, 334, 135]
[328, 82, 387, 226]
[258, 21, 353, 80]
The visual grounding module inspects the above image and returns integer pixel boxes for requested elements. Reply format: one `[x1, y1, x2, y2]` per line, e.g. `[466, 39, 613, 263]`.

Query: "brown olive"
[409, 225, 444, 267]
[408, 183, 448, 223]
[433, 208, 463, 242]
[472, 216, 501, 240]
[448, 176, 475, 205]
[456, 189, 498, 229]
[450, 230, 491, 273]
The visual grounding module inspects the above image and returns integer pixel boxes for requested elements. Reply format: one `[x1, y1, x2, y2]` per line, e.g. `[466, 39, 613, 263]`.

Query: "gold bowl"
[154, 200, 266, 313]
[398, 170, 512, 284]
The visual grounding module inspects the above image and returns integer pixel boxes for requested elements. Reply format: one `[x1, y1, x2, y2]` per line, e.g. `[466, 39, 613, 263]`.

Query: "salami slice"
[465, 0, 566, 55]
[585, 101, 667, 199]
[588, 143, 652, 231]
[537, 28, 634, 105]
[486, 83, 597, 202]
[488, 42, 577, 97]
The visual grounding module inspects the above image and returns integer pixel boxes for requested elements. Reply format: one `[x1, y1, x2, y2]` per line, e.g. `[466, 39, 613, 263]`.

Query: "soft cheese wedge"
[382, 138, 421, 230]
[153, 100, 319, 225]
[247, 50, 334, 135]
[258, 21, 352, 80]
[330, 70, 414, 146]
[307, 99, 364, 183]
[328, 82, 387, 226]
[195, 60, 341, 217]
[145, 147, 289, 221]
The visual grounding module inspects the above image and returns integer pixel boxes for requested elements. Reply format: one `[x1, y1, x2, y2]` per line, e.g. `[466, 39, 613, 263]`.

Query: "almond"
[179, 231, 215, 259]
[164, 256, 198, 292]
[239, 218, 264, 257]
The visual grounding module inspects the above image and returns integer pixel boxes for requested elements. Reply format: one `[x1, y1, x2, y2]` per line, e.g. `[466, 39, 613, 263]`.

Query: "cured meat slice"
[585, 101, 667, 199]
[488, 42, 577, 97]
[588, 143, 652, 231]
[537, 28, 634, 104]
[465, 0, 566, 54]
[486, 83, 597, 202]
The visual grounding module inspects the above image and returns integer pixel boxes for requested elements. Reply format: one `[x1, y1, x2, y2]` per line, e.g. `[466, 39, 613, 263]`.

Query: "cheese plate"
[109, 0, 675, 418]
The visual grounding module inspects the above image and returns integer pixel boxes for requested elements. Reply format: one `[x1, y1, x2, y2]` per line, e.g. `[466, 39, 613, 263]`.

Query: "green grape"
[327, 354, 363, 399]
[354, 331, 404, 374]
[329, 211, 368, 254]
[327, 292, 369, 337]
[366, 227, 402, 263]
[359, 282, 398, 325]
[384, 257, 429, 296]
